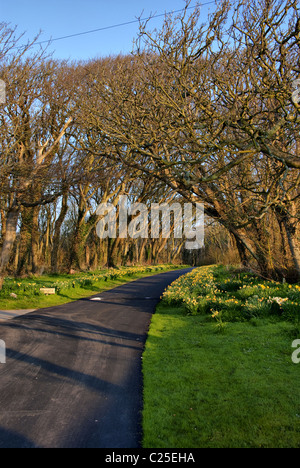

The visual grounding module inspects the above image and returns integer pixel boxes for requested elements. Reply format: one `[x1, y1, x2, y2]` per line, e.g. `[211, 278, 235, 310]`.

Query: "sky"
[1, 0, 218, 61]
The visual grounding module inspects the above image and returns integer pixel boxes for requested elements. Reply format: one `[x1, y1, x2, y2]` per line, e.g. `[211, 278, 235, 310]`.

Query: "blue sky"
[1, 0, 217, 61]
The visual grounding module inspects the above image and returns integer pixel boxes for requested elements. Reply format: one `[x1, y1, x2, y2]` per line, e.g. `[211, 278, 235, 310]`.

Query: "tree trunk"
[138, 238, 148, 264]
[0, 205, 20, 289]
[275, 204, 300, 281]
[282, 218, 300, 281]
[69, 211, 99, 272]
[51, 192, 69, 273]
[17, 207, 34, 276]
[109, 237, 122, 266]
[31, 206, 40, 274]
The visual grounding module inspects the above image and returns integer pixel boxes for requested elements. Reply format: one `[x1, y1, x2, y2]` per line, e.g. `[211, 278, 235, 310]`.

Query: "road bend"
[0, 268, 192, 448]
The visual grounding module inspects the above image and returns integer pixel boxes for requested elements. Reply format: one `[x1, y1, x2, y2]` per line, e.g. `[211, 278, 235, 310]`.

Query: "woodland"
[0, 0, 299, 289]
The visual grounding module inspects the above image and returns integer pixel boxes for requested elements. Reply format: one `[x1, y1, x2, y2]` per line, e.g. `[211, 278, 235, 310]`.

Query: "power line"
[15, 1, 218, 49]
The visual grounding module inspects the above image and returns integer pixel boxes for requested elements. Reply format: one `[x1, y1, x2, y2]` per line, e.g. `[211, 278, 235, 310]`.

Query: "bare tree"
[0, 50, 73, 287]
[81, 0, 300, 280]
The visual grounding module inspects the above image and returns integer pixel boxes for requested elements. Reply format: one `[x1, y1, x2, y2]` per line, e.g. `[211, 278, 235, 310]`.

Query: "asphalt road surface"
[0, 268, 193, 448]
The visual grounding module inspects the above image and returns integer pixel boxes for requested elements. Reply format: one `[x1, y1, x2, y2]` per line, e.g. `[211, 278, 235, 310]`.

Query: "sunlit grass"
[0, 264, 186, 310]
[143, 304, 300, 448]
[142, 265, 300, 448]
[161, 265, 300, 322]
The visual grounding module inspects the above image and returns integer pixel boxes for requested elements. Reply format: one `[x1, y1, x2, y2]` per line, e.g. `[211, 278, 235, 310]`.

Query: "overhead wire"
[13, 1, 219, 49]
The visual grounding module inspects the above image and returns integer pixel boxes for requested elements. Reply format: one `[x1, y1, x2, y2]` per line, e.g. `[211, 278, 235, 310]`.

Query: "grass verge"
[142, 265, 300, 448]
[0, 264, 187, 310]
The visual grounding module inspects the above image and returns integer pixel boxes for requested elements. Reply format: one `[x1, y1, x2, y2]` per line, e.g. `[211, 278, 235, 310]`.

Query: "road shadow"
[0, 427, 36, 448]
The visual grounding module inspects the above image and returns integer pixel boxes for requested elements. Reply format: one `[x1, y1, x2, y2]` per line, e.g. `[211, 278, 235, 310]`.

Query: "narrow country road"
[0, 268, 192, 448]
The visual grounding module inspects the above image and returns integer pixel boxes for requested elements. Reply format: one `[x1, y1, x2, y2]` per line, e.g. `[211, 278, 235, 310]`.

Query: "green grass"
[162, 265, 300, 322]
[0, 264, 187, 310]
[142, 265, 300, 448]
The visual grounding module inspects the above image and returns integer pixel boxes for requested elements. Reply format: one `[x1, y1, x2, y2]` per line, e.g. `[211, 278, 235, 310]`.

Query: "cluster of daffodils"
[268, 297, 288, 306]
[162, 266, 300, 321]
[2, 264, 171, 297]
[162, 266, 216, 307]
